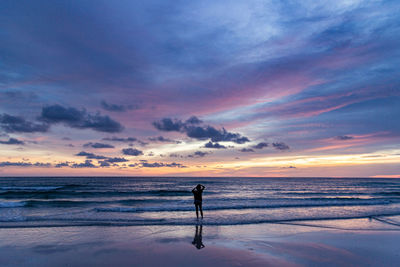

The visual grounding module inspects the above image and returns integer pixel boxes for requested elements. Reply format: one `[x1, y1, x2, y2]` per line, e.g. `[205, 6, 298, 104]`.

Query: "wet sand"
[0, 217, 400, 266]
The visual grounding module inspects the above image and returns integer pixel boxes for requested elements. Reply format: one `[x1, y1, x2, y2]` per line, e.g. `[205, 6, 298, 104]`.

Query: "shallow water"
[0, 177, 400, 227]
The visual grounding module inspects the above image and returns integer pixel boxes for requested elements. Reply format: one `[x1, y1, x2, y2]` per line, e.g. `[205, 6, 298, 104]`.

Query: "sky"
[0, 0, 399, 177]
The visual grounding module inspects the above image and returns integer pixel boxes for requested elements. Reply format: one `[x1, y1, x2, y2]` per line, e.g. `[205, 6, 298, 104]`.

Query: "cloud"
[141, 162, 164, 168]
[137, 140, 148, 146]
[204, 141, 226, 149]
[185, 125, 250, 144]
[272, 142, 290, 150]
[130, 162, 187, 168]
[153, 118, 183, 131]
[0, 161, 51, 167]
[188, 151, 209, 158]
[75, 151, 108, 159]
[98, 161, 111, 167]
[0, 137, 24, 145]
[40, 104, 123, 133]
[169, 153, 183, 158]
[83, 142, 115, 148]
[33, 162, 51, 167]
[71, 160, 97, 168]
[101, 100, 137, 112]
[103, 136, 137, 142]
[185, 116, 202, 124]
[335, 135, 354, 140]
[122, 148, 143, 156]
[165, 162, 186, 168]
[0, 161, 33, 167]
[153, 116, 250, 144]
[148, 136, 181, 144]
[75, 150, 129, 166]
[252, 142, 268, 149]
[0, 113, 49, 133]
[55, 162, 69, 168]
[240, 148, 254, 152]
[105, 157, 129, 163]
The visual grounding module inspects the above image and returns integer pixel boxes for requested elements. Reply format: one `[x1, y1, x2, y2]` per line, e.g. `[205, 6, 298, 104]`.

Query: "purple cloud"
[204, 141, 226, 149]
[153, 117, 250, 144]
[122, 148, 143, 156]
[272, 142, 290, 150]
[252, 142, 268, 149]
[83, 142, 115, 148]
[0, 138, 25, 145]
[41, 105, 123, 133]
[0, 114, 49, 133]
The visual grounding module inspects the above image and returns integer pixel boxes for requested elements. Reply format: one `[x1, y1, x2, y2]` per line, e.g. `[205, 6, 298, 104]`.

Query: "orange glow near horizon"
[1, 148, 399, 177]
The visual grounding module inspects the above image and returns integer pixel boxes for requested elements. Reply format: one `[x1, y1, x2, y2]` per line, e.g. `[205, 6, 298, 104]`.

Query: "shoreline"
[1, 214, 400, 229]
[1, 217, 399, 266]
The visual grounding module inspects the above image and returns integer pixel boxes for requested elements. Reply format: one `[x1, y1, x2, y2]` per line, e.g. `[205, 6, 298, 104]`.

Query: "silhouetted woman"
[192, 184, 205, 219]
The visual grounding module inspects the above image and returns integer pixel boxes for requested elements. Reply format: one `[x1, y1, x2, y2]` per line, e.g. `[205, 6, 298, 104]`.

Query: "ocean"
[0, 177, 400, 228]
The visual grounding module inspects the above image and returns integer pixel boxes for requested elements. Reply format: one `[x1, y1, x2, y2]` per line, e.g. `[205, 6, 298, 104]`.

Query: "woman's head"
[196, 184, 202, 190]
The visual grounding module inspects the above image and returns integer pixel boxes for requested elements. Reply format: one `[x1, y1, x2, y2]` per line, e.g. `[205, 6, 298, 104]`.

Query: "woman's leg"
[199, 204, 203, 218]
[195, 204, 199, 218]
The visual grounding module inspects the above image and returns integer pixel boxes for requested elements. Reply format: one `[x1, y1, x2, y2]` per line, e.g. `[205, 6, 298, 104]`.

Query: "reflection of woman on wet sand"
[192, 224, 205, 249]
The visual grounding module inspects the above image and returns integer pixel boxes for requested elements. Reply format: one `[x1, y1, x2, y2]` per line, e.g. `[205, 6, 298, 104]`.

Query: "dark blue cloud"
[72, 160, 97, 168]
[55, 162, 69, 168]
[0, 161, 51, 167]
[83, 142, 115, 148]
[33, 162, 51, 167]
[272, 142, 290, 150]
[165, 162, 186, 168]
[169, 153, 183, 158]
[105, 157, 129, 163]
[252, 142, 268, 149]
[204, 141, 226, 149]
[153, 117, 250, 144]
[0, 114, 49, 133]
[0, 137, 25, 145]
[40, 105, 123, 133]
[141, 162, 164, 168]
[187, 126, 250, 144]
[101, 100, 137, 112]
[135, 162, 186, 168]
[188, 151, 209, 158]
[185, 116, 202, 124]
[75, 151, 108, 160]
[0, 161, 33, 167]
[240, 148, 254, 153]
[75, 151, 128, 164]
[103, 136, 137, 142]
[122, 148, 143, 156]
[148, 136, 181, 143]
[98, 161, 111, 167]
[153, 118, 183, 132]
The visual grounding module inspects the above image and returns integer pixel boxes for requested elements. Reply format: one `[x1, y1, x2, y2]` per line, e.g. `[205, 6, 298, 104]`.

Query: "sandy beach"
[1, 217, 399, 267]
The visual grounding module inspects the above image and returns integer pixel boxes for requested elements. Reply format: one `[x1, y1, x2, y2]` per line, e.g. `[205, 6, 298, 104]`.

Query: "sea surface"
[0, 177, 400, 227]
